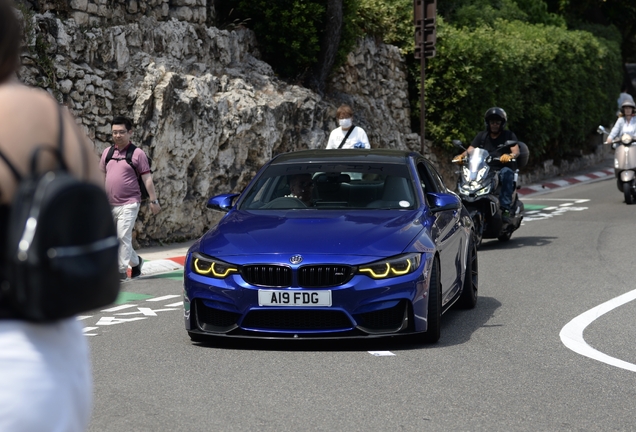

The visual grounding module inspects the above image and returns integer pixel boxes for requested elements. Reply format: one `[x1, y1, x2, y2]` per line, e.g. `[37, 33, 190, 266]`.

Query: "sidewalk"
[131, 158, 616, 279]
[131, 239, 194, 279]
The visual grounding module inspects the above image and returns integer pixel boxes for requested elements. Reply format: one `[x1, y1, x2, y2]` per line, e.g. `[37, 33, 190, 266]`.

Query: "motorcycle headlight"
[475, 185, 491, 196]
[358, 253, 421, 279]
[622, 134, 632, 144]
[191, 252, 239, 278]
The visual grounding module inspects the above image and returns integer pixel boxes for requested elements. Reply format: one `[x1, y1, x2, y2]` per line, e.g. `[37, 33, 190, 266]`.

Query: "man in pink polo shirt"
[100, 116, 160, 281]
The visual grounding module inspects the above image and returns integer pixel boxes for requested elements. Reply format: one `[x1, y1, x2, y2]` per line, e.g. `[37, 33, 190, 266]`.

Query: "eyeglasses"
[299, 181, 314, 188]
[488, 120, 502, 125]
[112, 130, 129, 136]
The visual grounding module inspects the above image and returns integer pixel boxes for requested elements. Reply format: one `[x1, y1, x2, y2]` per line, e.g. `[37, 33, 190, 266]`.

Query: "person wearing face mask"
[326, 104, 370, 149]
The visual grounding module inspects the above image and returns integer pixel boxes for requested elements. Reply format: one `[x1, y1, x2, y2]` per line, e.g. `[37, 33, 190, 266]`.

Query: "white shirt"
[326, 126, 370, 149]
[608, 116, 636, 140]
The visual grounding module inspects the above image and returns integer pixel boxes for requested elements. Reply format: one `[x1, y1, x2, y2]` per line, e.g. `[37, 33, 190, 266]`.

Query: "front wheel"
[623, 182, 634, 204]
[457, 236, 478, 309]
[420, 258, 441, 343]
[497, 231, 512, 242]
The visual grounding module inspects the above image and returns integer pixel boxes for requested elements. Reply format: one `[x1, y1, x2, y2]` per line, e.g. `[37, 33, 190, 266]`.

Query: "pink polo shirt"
[99, 143, 151, 206]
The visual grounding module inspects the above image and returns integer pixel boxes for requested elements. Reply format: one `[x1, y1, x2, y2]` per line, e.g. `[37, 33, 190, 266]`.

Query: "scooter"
[452, 140, 525, 246]
[597, 125, 636, 204]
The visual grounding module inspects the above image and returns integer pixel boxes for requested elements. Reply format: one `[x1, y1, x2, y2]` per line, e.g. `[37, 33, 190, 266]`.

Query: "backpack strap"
[125, 143, 140, 176]
[105, 143, 140, 177]
[337, 126, 356, 149]
[0, 103, 66, 183]
[0, 147, 22, 182]
[27, 104, 67, 175]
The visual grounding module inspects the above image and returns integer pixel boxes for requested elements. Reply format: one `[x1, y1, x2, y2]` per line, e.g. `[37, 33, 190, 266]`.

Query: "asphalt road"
[86, 175, 636, 432]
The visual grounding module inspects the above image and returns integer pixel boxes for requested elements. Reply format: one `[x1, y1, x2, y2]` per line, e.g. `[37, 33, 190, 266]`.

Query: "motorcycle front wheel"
[623, 182, 634, 204]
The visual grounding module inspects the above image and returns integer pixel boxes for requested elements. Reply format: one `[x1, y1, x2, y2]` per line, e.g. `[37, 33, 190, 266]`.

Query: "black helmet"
[484, 107, 507, 130]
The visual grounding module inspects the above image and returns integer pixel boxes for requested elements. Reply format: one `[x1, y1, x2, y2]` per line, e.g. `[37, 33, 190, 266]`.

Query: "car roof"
[269, 149, 421, 165]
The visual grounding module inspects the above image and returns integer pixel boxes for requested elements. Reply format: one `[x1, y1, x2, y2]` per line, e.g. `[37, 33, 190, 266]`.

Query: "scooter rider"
[453, 107, 520, 218]
[607, 99, 636, 144]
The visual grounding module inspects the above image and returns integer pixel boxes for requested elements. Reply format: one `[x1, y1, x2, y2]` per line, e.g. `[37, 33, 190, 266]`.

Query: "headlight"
[191, 252, 239, 278]
[475, 185, 491, 196]
[358, 253, 421, 279]
[621, 134, 632, 144]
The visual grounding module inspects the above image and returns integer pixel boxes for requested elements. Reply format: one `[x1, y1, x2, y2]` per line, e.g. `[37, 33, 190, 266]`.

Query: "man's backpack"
[0, 108, 120, 322]
[104, 143, 151, 200]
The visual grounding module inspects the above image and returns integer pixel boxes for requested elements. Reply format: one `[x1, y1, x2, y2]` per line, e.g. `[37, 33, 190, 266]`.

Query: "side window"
[417, 161, 438, 194]
[424, 160, 447, 192]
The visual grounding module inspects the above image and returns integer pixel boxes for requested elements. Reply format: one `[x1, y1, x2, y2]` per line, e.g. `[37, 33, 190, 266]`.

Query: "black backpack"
[0, 107, 120, 322]
[104, 143, 151, 200]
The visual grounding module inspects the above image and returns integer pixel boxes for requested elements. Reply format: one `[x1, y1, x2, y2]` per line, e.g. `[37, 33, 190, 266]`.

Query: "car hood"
[197, 210, 427, 258]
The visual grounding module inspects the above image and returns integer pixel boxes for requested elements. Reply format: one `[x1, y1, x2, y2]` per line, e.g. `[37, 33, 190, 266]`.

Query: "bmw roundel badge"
[289, 255, 303, 264]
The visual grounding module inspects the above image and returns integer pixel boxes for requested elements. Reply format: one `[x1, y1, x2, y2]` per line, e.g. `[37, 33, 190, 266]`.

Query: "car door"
[417, 161, 464, 306]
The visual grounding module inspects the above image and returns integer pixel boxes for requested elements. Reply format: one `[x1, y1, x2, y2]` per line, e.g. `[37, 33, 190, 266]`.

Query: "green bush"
[424, 18, 622, 160]
[218, 0, 361, 81]
[235, 0, 325, 79]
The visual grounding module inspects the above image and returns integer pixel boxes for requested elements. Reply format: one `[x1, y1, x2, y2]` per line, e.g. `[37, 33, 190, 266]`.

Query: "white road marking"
[102, 304, 138, 312]
[96, 316, 147, 325]
[560, 288, 636, 373]
[368, 351, 396, 356]
[115, 307, 179, 316]
[77, 316, 92, 321]
[165, 301, 183, 307]
[146, 295, 181, 302]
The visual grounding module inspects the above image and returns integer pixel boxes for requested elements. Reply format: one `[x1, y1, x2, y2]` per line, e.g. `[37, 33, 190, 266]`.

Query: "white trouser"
[0, 319, 92, 432]
[112, 202, 141, 273]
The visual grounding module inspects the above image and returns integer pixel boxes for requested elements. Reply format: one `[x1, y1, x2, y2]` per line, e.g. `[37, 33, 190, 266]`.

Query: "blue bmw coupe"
[184, 149, 478, 343]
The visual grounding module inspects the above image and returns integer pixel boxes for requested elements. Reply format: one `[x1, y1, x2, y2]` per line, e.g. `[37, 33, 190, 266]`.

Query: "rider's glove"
[452, 155, 465, 164]
[500, 154, 513, 163]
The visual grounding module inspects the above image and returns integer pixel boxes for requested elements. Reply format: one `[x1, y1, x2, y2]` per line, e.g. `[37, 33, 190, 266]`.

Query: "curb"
[517, 168, 614, 197]
[127, 257, 185, 280]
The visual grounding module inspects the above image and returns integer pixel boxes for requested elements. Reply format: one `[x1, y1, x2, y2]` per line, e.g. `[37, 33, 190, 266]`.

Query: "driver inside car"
[286, 173, 315, 206]
[452, 107, 520, 219]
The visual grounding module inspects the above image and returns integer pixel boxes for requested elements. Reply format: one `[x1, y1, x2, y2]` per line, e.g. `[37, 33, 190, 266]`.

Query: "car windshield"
[238, 162, 416, 210]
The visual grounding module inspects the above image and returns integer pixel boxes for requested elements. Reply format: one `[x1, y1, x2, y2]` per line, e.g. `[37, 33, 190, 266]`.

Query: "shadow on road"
[189, 296, 502, 353]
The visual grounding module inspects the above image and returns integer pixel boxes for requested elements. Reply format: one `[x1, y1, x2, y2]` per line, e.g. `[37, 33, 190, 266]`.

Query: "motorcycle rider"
[453, 107, 520, 218]
[607, 99, 636, 144]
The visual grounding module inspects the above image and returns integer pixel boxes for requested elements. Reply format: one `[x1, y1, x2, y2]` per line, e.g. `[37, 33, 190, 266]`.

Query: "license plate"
[258, 290, 332, 307]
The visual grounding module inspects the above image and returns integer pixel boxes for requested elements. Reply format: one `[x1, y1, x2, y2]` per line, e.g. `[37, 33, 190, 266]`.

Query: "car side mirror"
[207, 193, 240, 212]
[427, 192, 461, 213]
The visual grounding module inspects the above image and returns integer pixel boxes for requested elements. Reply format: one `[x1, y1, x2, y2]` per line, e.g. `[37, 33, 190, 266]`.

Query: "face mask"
[339, 118, 352, 129]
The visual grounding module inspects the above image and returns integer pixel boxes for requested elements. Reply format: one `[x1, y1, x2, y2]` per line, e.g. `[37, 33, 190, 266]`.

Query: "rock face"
[16, 1, 424, 245]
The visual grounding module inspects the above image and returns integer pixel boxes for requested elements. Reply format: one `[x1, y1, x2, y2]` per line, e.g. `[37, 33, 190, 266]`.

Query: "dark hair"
[111, 116, 133, 131]
[0, 0, 22, 83]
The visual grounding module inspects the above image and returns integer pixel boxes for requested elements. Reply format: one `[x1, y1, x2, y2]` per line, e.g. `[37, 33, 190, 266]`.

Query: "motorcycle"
[597, 125, 636, 204]
[451, 139, 526, 246]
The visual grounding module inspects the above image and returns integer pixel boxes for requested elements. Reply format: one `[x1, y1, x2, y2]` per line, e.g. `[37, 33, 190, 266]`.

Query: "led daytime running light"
[359, 259, 413, 278]
[194, 258, 238, 278]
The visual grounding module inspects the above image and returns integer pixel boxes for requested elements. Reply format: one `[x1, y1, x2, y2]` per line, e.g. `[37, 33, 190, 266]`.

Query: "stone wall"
[15, 1, 421, 245]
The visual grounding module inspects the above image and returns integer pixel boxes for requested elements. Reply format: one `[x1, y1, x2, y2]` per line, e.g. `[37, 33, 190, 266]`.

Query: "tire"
[418, 258, 441, 344]
[457, 237, 478, 309]
[498, 231, 512, 242]
[623, 182, 634, 204]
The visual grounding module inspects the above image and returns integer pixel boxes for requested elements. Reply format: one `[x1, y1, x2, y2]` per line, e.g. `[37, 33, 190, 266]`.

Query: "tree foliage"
[216, 0, 360, 83]
[424, 18, 621, 160]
